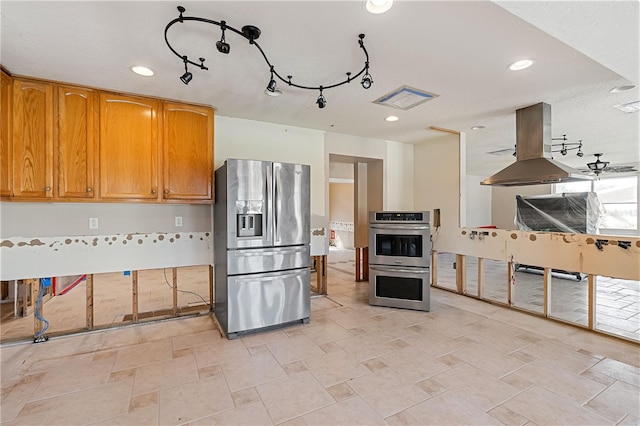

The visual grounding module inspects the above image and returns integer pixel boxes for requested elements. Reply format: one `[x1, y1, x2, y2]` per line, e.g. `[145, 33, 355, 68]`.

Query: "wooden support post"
[132, 270, 139, 323]
[543, 268, 551, 317]
[31, 279, 41, 336]
[209, 265, 214, 308]
[431, 250, 438, 286]
[455, 254, 466, 294]
[355, 247, 369, 282]
[477, 258, 484, 298]
[588, 274, 596, 330]
[507, 261, 515, 306]
[312, 255, 328, 295]
[86, 274, 94, 330]
[172, 267, 178, 316]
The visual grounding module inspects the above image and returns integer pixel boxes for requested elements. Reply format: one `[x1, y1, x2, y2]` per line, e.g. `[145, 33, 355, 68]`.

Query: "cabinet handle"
[44, 187, 51, 192]
[87, 187, 92, 192]
[151, 189, 157, 194]
[164, 189, 170, 195]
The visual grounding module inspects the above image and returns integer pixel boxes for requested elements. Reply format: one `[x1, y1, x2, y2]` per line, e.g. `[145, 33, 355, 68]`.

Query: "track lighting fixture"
[165, 6, 373, 107]
[266, 66, 277, 93]
[550, 135, 585, 158]
[180, 56, 193, 85]
[216, 21, 230, 54]
[316, 88, 327, 109]
[361, 69, 373, 89]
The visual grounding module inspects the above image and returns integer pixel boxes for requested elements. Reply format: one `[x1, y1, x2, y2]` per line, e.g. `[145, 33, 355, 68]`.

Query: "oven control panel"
[372, 211, 429, 223]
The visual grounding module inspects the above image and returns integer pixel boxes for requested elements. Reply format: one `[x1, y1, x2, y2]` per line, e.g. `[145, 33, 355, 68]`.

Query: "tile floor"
[1, 251, 639, 425]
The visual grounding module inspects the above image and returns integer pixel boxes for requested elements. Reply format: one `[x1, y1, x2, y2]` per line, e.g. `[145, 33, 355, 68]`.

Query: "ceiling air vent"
[373, 85, 439, 110]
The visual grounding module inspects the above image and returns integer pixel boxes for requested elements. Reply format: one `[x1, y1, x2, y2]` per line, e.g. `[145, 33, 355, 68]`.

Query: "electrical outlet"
[175, 216, 183, 227]
[89, 217, 99, 229]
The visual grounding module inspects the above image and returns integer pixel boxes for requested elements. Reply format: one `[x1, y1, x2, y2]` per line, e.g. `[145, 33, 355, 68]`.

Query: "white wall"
[491, 184, 552, 229]
[465, 175, 492, 227]
[413, 133, 462, 252]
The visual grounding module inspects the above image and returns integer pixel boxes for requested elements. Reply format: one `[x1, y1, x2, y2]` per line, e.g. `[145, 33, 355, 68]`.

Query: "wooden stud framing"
[30, 279, 40, 336]
[477, 258, 484, 298]
[209, 265, 214, 307]
[86, 274, 94, 329]
[132, 270, 139, 323]
[507, 261, 515, 306]
[588, 274, 596, 329]
[172, 267, 178, 316]
[431, 250, 438, 287]
[355, 247, 369, 282]
[311, 255, 328, 295]
[455, 254, 466, 294]
[543, 268, 551, 317]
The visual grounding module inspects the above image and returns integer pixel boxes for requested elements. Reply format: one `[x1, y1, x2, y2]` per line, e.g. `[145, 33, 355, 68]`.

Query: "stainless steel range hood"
[481, 102, 592, 186]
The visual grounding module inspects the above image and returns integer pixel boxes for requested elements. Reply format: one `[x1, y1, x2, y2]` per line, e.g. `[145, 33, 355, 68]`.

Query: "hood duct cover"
[481, 102, 592, 186]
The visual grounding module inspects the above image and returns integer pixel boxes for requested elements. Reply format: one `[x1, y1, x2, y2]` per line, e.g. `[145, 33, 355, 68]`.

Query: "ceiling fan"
[579, 153, 638, 176]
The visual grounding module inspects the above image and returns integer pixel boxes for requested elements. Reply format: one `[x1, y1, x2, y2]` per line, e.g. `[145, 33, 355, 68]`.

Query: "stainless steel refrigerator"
[214, 159, 311, 338]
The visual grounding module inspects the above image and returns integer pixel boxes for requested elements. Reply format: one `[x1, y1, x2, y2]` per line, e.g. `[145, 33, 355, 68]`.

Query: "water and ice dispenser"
[237, 213, 262, 237]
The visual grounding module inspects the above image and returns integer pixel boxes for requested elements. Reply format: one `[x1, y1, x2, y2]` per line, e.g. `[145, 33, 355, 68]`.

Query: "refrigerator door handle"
[233, 269, 305, 283]
[265, 164, 273, 246]
[274, 163, 280, 244]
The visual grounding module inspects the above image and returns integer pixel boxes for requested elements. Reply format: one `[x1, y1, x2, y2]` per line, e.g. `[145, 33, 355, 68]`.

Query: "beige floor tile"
[158, 374, 234, 424]
[618, 413, 640, 425]
[325, 382, 355, 401]
[507, 359, 606, 404]
[401, 328, 468, 358]
[488, 405, 529, 426]
[129, 391, 158, 412]
[231, 387, 261, 407]
[385, 410, 421, 425]
[256, 371, 334, 424]
[1, 411, 49, 425]
[433, 363, 522, 411]
[42, 377, 133, 425]
[405, 390, 503, 425]
[500, 385, 612, 425]
[379, 345, 451, 383]
[585, 380, 640, 423]
[302, 320, 354, 345]
[221, 350, 286, 392]
[0, 389, 36, 423]
[267, 334, 325, 365]
[302, 349, 369, 387]
[348, 367, 428, 418]
[514, 339, 601, 374]
[588, 358, 640, 386]
[450, 342, 526, 377]
[131, 352, 199, 396]
[171, 329, 221, 351]
[302, 395, 387, 425]
[192, 401, 274, 425]
[93, 406, 158, 426]
[240, 328, 291, 347]
[192, 337, 251, 369]
[334, 329, 398, 362]
[112, 338, 174, 371]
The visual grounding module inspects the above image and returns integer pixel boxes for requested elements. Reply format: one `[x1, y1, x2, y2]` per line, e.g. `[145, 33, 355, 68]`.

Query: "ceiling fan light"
[366, 0, 393, 14]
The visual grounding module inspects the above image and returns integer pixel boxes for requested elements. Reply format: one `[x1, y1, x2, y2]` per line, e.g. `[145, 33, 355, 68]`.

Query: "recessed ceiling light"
[610, 84, 636, 93]
[264, 88, 283, 97]
[366, 0, 393, 14]
[508, 59, 534, 71]
[130, 65, 154, 76]
[471, 125, 485, 130]
[385, 115, 399, 122]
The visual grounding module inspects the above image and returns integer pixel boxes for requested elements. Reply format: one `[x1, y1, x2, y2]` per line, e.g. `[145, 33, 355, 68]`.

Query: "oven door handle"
[369, 224, 429, 230]
[370, 266, 429, 274]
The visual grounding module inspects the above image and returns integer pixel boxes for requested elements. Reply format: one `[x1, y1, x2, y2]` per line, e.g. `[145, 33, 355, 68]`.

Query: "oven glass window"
[375, 234, 423, 257]
[376, 276, 423, 301]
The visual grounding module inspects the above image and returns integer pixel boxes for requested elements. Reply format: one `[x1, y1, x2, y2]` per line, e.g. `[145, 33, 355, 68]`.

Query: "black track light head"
[267, 78, 277, 93]
[180, 71, 193, 85]
[316, 89, 326, 109]
[577, 150, 584, 157]
[216, 40, 230, 54]
[361, 72, 373, 89]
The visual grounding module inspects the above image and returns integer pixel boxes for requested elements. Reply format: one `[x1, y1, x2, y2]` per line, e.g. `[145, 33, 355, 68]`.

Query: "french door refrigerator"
[214, 159, 310, 338]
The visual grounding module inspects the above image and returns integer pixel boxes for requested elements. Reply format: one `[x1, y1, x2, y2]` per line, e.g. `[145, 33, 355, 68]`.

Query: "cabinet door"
[12, 79, 54, 198]
[1, 70, 12, 197]
[163, 103, 213, 201]
[58, 85, 97, 199]
[99, 93, 160, 199]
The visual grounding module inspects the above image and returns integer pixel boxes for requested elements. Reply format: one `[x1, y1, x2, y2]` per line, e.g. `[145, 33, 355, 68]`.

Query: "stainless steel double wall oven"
[369, 211, 431, 311]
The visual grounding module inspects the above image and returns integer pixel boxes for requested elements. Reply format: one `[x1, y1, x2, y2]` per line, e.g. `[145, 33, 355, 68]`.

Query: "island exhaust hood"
[481, 102, 592, 186]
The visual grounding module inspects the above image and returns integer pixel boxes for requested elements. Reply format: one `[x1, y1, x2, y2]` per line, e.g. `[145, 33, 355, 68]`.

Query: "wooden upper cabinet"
[12, 79, 54, 198]
[1, 70, 12, 197]
[163, 103, 213, 201]
[58, 85, 98, 199]
[99, 93, 160, 200]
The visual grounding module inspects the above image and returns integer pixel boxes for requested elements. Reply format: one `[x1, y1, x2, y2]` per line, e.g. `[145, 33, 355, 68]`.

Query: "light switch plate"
[89, 218, 99, 229]
[175, 216, 183, 227]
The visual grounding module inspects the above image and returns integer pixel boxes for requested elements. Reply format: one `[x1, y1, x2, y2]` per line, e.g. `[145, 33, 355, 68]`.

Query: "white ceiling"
[1, 1, 638, 177]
